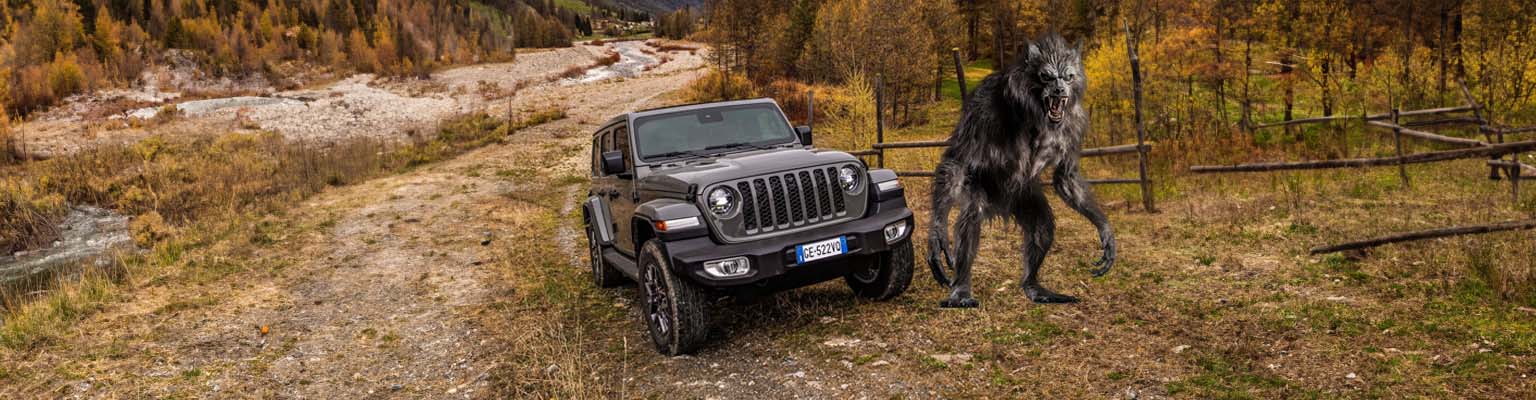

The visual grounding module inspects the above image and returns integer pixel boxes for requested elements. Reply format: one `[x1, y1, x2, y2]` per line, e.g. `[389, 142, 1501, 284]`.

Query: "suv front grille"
[730, 166, 851, 236]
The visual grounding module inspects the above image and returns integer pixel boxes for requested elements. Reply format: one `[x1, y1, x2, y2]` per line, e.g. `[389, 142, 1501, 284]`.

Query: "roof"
[601, 98, 781, 127]
[631, 97, 778, 117]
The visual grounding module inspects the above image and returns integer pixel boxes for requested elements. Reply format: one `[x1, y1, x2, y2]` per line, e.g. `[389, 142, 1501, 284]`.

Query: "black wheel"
[586, 215, 624, 288]
[638, 240, 710, 355]
[844, 239, 914, 300]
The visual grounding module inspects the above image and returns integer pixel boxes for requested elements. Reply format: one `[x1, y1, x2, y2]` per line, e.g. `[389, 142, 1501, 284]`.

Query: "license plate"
[795, 236, 847, 265]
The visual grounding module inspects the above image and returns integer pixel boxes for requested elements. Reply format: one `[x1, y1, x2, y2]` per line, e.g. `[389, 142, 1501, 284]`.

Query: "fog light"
[703, 256, 751, 278]
[883, 221, 909, 244]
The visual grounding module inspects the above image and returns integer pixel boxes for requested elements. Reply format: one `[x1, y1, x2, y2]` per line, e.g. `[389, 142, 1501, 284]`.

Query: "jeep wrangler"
[583, 98, 915, 355]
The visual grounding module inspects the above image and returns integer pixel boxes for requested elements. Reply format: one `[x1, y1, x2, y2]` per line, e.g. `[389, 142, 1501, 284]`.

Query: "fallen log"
[1310, 219, 1536, 255]
[1366, 120, 1486, 147]
[1190, 140, 1536, 173]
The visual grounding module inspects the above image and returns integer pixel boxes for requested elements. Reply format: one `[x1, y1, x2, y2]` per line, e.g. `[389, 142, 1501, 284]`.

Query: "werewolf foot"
[1023, 284, 1078, 304]
[939, 295, 979, 308]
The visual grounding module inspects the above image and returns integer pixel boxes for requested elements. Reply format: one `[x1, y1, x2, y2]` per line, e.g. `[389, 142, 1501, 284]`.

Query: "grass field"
[523, 83, 1536, 397]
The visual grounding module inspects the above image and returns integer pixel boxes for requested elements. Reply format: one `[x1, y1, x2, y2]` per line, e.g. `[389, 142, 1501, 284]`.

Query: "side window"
[591, 134, 601, 176]
[614, 126, 632, 170]
[596, 130, 612, 175]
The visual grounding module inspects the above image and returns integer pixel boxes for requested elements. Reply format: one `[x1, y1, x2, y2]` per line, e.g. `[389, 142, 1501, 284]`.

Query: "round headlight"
[838, 165, 862, 194]
[707, 187, 736, 216]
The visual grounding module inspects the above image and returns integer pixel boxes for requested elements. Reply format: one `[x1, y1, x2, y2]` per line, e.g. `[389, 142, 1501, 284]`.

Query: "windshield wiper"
[703, 142, 776, 152]
[647, 149, 714, 161]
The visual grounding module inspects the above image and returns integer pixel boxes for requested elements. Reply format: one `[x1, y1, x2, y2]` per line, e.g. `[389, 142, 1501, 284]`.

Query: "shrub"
[0, 180, 68, 254]
[680, 69, 755, 103]
[45, 54, 86, 100]
[129, 211, 172, 247]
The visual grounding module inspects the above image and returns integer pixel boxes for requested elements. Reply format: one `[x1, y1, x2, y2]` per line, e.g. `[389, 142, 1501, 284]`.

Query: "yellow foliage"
[817, 70, 878, 151]
[129, 211, 172, 247]
[681, 70, 755, 103]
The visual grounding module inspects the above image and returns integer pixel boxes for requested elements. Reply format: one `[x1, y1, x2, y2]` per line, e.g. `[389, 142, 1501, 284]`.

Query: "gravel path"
[2, 43, 709, 399]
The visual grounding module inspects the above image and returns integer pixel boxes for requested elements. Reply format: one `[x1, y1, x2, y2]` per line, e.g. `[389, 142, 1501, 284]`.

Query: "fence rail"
[851, 140, 1155, 186]
[1190, 140, 1536, 173]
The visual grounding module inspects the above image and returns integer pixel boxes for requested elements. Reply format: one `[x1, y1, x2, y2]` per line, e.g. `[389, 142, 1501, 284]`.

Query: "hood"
[638, 148, 860, 193]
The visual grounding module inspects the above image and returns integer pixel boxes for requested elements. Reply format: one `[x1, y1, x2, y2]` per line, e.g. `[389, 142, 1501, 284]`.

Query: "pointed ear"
[1027, 42, 1042, 61]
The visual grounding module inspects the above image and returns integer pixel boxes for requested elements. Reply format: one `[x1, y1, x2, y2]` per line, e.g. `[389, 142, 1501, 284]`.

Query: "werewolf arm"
[1052, 154, 1117, 277]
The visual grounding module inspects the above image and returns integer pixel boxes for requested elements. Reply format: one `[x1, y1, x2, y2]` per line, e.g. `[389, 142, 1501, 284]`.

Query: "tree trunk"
[1215, 21, 1229, 131]
[1322, 58, 1333, 117]
[1241, 33, 1253, 132]
[1438, 4, 1449, 99]
[966, 0, 979, 61]
[993, 0, 1007, 70]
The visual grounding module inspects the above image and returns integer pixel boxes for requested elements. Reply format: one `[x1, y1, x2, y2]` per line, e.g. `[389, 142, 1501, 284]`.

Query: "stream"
[0, 206, 132, 288]
[568, 41, 660, 85]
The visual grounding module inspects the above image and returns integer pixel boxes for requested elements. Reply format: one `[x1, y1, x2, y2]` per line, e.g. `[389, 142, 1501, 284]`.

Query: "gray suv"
[583, 98, 915, 355]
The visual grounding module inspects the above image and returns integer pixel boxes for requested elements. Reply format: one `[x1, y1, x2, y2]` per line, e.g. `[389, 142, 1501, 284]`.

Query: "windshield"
[633, 104, 797, 162]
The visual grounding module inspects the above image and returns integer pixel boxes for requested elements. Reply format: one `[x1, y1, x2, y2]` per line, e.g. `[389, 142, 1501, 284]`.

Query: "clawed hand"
[1089, 240, 1116, 277]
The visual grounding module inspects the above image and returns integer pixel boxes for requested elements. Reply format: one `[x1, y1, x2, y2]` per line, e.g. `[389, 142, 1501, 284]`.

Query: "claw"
[939, 296, 979, 308]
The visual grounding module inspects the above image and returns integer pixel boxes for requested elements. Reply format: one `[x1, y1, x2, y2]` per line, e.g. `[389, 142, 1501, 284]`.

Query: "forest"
[694, 0, 1536, 160]
[0, 0, 623, 118]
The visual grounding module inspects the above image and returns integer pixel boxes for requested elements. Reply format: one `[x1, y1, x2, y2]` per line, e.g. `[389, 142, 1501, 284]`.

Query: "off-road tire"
[639, 240, 710, 355]
[844, 239, 914, 300]
[586, 214, 625, 288]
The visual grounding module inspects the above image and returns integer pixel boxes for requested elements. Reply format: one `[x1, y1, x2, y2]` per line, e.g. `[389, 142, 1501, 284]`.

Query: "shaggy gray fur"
[927, 33, 1116, 308]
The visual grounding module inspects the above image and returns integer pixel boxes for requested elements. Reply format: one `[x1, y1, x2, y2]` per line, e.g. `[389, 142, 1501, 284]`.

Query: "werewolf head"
[1007, 33, 1085, 128]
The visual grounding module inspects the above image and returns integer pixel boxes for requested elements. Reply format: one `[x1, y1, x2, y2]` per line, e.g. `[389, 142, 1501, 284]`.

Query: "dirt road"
[3, 43, 717, 398]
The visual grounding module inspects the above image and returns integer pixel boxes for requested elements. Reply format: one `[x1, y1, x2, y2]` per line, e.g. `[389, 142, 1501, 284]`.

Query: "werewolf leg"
[1053, 156, 1117, 277]
[1013, 185, 1074, 303]
[939, 203, 982, 308]
[926, 160, 963, 287]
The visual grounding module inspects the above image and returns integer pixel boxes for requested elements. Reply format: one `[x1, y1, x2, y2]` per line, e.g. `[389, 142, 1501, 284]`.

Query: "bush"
[0, 180, 68, 254]
[45, 54, 87, 100]
[129, 211, 172, 247]
[681, 69, 755, 103]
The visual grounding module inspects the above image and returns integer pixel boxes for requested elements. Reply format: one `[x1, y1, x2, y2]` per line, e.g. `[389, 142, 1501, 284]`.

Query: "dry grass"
[0, 109, 551, 351]
[485, 78, 1536, 397]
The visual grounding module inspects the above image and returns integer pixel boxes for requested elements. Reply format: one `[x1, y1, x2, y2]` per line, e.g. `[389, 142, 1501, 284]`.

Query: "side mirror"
[796, 125, 813, 147]
[601, 151, 626, 176]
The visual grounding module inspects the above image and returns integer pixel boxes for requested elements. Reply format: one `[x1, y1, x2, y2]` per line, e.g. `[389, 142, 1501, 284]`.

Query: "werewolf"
[927, 33, 1116, 308]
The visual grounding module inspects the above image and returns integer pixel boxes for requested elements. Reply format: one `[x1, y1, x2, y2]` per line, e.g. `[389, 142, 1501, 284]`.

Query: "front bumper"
[664, 196, 913, 293]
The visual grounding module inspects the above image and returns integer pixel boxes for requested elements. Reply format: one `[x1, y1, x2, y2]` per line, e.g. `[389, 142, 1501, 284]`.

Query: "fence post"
[952, 47, 968, 104]
[1125, 20, 1155, 213]
[876, 75, 886, 168]
[1513, 151, 1522, 206]
[807, 89, 815, 132]
[1457, 78, 1499, 180]
[1391, 108, 1410, 187]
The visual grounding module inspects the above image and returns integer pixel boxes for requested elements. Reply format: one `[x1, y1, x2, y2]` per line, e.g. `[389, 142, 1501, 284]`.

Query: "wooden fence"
[1190, 79, 1536, 252]
[821, 37, 1160, 213]
[1193, 80, 1534, 207]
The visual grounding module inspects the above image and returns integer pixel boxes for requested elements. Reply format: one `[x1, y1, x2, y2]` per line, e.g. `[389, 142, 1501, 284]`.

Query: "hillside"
[608, 0, 706, 14]
[0, 0, 588, 119]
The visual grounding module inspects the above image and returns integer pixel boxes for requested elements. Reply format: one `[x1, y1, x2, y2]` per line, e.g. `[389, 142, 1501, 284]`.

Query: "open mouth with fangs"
[1046, 96, 1066, 123]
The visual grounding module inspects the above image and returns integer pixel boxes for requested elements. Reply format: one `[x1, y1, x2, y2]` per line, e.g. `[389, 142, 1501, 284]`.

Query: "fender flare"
[632, 198, 706, 244]
[584, 196, 616, 246]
